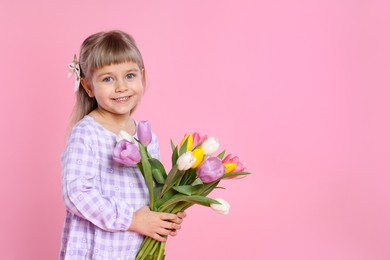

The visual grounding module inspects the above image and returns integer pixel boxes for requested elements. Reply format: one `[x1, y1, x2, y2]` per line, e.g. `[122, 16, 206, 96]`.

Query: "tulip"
[222, 154, 247, 173]
[191, 147, 204, 169]
[192, 132, 207, 147]
[137, 121, 152, 146]
[113, 140, 141, 166]
[233, 161, 246, 172]
[116, 130, 135, 143]
[196, 157, 225, 183]
[223, 163, 237, 174]
[177, 151, 196, 171]
[210, 198, 230, 215]
[201, 137, 220, 156]
[180, 134, 193, 152]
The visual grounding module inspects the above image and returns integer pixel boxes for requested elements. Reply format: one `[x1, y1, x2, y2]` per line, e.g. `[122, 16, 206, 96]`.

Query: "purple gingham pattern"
[60, 116, 160, 260]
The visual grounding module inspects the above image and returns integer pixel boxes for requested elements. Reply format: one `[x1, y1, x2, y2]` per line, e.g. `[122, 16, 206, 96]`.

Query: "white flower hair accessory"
[68, 54, 81, 92]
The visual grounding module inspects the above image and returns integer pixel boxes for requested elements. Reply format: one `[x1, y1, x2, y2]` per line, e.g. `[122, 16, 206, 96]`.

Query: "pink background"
[1, 0, 389, 259]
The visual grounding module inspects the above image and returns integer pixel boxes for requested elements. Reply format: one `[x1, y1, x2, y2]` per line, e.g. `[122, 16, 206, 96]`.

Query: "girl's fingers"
[152, 232, 167, 242]
[177, 212, 186, 219]
[170, 217, 183, 225]
[159, 212, 178, 221]
[160, 220, 181, 230]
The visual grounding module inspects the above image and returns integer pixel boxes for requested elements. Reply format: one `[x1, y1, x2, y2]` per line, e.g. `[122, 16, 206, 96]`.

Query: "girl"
[60, 30, 185, 260]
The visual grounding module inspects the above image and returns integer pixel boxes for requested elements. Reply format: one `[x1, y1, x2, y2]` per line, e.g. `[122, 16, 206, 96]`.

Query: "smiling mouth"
[114, 96, 130, 101]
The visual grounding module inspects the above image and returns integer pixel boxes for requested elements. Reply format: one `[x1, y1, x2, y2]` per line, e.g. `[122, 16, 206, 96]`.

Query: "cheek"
[93, 87, 110, 100]
[135, 83, 145, 95]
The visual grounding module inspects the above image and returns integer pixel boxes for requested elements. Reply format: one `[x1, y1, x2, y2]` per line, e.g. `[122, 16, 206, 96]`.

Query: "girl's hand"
[170, 211, 187, 236]
[129, 206, 185, 242]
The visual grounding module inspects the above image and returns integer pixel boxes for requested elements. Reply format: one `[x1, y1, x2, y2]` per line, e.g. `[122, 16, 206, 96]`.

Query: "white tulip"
[201, 137, 220, 156]
[177, 151, 196, 171]
[210, 198, 230, 215]
[116, 130, 135, 143]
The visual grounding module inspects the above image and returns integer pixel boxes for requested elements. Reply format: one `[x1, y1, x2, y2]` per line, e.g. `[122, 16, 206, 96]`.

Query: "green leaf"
[159, 194, 220, 211]
[178, 168, 197, 186]
[160, 165, 185, 196]
[170, 139, 175, 152]
[172, 184, 205, 196]
[192, 178, 203, 185]
[148, 158, 167, 184]
[138, 143, 155, 209]
[220, 171, 251, 179]
[179, 137, 189, 156]
[171, 145, 179, 167]
[155, 188, 177, 209]
[199, 181, 220, 197]
[217, 150, 226, 159]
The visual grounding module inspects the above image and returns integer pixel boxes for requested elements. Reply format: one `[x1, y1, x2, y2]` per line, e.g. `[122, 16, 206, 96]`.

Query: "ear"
[80, 78, 94, 97]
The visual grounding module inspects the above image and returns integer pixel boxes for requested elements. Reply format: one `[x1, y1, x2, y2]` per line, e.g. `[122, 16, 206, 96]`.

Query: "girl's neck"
[89, 108, 136, 135]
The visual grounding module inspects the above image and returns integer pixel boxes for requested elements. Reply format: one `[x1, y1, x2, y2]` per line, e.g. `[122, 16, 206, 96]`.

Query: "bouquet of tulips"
[113, 121, 250, 260]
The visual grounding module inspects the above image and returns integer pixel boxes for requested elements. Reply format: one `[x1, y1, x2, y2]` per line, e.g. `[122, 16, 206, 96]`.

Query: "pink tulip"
[192, 132, 207, 147]
[233, 161, 246, 172]
[137, 121, 152, 146]
[196, 157, 225, 183]
[113, 140, 141, 166]
[222, 154, 247, 172]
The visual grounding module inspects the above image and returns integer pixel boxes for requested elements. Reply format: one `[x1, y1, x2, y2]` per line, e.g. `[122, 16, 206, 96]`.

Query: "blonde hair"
[70, 30, 146, 126]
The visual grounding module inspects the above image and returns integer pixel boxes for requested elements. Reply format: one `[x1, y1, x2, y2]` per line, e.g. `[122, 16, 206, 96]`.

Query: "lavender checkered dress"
[60, 116, 160, 260]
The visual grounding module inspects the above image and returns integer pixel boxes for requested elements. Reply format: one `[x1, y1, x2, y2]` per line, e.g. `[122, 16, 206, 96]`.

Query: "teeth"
[116, 97, 129, 101]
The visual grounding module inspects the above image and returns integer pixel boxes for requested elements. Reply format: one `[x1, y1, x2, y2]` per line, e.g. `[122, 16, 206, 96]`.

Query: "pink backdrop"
[1, 0, 389, 259]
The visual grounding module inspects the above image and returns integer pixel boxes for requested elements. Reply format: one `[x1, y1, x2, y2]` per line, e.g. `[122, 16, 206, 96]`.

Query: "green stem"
[137, 237, 152, 260]
[149, 240, 159, 256]
[157, 242, 166, 260]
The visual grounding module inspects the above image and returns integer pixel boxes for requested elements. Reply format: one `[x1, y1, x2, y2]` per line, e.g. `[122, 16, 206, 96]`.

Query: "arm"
[129, 206, 186, 242]
[61, 127, 134, 232]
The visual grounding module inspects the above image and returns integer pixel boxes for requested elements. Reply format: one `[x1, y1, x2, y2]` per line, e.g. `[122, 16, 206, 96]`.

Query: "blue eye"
[126, 73, 136, 79]
[102, 76, 113, 82]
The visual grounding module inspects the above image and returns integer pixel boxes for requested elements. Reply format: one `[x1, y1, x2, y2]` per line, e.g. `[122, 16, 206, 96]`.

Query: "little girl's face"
[89, 61, 144, 118]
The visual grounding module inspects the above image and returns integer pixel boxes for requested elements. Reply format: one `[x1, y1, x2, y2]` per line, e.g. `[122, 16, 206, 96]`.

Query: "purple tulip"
[137, 121, 152, 146]
[196, 157, 226, 183]
[113, 139, 141, 166]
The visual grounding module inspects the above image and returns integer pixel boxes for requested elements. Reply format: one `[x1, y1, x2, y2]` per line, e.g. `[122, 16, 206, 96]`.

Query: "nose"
[115, 79, 128, 92]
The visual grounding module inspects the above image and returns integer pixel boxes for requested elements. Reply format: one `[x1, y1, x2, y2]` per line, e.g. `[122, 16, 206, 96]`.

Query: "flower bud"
[113, 140, 141, 166]
[223, 154, 247, 173]
[177, 151, 196, 171]
[137, 121, 152, 146]
[201, 137, 220, 156]
[210, 198, 230, 215]
[191, 147, 204, 169]
[180, 134, 193, 151]
[233, 161, 246, 172]
[223, 162, 237, 174]
[196, 157, 225, 183]
[192, 132, 207, 147]
[116, 130, 135, 143]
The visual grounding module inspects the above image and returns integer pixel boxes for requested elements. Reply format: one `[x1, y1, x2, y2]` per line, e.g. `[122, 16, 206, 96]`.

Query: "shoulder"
[67, 116, 103, 144]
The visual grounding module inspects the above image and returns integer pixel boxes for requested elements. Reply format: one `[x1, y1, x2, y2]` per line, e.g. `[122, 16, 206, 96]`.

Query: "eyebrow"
[96, 68, 140, 78]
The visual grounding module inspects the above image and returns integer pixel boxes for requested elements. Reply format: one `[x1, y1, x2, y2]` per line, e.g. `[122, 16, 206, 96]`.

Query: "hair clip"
[68, 54, 81, 92]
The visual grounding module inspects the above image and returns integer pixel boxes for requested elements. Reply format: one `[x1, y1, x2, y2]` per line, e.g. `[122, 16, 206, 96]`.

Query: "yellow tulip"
[223, 163, 237, 174]
[180, 134, 193, 151]
[191, 147, 204, 169]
